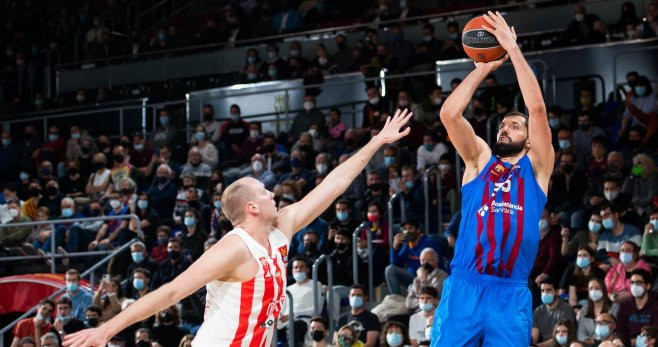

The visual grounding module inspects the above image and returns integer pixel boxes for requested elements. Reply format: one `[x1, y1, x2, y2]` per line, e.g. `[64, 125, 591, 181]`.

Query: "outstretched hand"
[481, 11, 518, 52]
[63, 327, 108, 347]
[474, 53, 509, 72]
[374, 108, 412, 145]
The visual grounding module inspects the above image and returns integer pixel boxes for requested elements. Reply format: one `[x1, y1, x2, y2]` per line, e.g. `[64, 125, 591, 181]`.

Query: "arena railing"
[351, 222, 374, 303]
[0, 236, 143, 347]
[0, 214, 143, 273]
[423, 165, 443, 234]
[312, 254, 334, 338]
[271, 290, 295, 347]
[55, 0, 559, 70]
[387, 192, 407, 253]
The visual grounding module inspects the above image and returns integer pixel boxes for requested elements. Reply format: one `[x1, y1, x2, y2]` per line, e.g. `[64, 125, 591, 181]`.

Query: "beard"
[492, 138, 527, 157]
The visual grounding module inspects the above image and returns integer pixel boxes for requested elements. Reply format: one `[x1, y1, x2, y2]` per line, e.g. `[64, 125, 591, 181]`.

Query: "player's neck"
[237, 220, 271, 248]
[498, 151, 525, 165]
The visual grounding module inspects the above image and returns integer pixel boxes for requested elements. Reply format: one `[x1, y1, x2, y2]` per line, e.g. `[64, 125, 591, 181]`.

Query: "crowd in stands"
[1, 57, 657, 346]
[0, 0, 656, 115]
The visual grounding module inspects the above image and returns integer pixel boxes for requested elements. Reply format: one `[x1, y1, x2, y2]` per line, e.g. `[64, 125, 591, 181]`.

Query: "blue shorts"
[431, 269, 531, 347]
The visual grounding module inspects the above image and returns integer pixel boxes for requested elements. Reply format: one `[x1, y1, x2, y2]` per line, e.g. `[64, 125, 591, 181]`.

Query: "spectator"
[585, 136, 608, 181]
[327, 108, 348, 142]
[15, 126, 41, 175]
[574, 89, 602, 124]
[147, 164, 177, 221]
[41, 126, 67, 166]
[598, 204, 642, 256]
[309, 316, 330, 347]
[552, 320, 576, 347]
[0, 131, 19, 181]
[362, 86, 388, 129]
[532, 277, 577, 346]
[616, 2, 639, 34]
[564, 4, 600, 44]
[399, 166, 425, 224]
[559, 246, 605, 307]
[532, 209, 565, 287]
[63, 269, 92, 321]
[622, 154, 658, 217]
[272, 0, 301, 34]
[289, 94, 326, 140]
[151, 226, 171, 264]
[312, 44, 339, 75]
[577, 277, 619, 344]
[131, 192, 160, 244]
[605, 241, 651, 303]
[640, 208, 658, 260]
[130, 267, 152, 300]
[219, 104, 250, 159]
[179, 335, 194, 347]
[405, 248, 447, 310]
[547, 152, 587, 228]
[336, 284, 381, 347]
[10, 299, 54, 347]
[39, 332, 59, 347]
[562, 212, 602, 259]
[412, 86, 443, 128]
[180, 147, 212, 180]
[616, 269, 658, 341]
[573, 113, 606, 157]
[191, 125, 218, 169]
[635, 326, 658, 347]
[380, 321, 410, 347]
[441, 21, 464, 60]
[109, 145, 137, 192]
[332, 35, 352, 73]
[367, 0, 396, 22]
[237, 122, 263, 164]
[355, 172, 388, 215]
[151, 237, 192, 289]
[416, 132, 448, 174]
[621, 76, 657, 140]
[51, 296, 85, 342]
[124, 241, 157, 296]
[181, 208, 208, 261]
[59, 160, 87, 198]
[388, 24, 415, 71]
[395, 0, 421, 21]
[409, 286, 440, 346]
[38, 180, 63, 217]
[150, 108, 178, 148]
[249, 154, 276, 191]
[334, 324, 365, 347]
[85, 153, 110, 200]
[640, 2, 658, 38]
[50, 198, 88, 253]
[0, 199, 31, 247]
[92, 277, 125, 323]
[152, 305, 186, 347]
[330, 227, 354, 286]
[388, 220, 444, 295]
[134, 327, 152, 346]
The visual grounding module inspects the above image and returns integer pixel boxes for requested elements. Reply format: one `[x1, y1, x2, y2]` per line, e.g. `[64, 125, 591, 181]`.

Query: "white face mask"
[8, 208, 19, 218]
[589, 289, 603, 302]
[303, 101, 314, 111]
[631, 284, 646, 298]
[369, 96, 380, 105]
[316, 163, 328, 174]
[604, 190, 619, 201]
[251, 161, 264, 172]
[308, 129, 318, 138]
[249, 130, 259, 138]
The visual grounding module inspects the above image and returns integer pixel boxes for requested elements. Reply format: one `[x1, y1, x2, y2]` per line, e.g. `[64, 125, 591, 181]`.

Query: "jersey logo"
[259, 257, 272, 278]
[278, 245, 288, 265]
[494, 181, 511, 193]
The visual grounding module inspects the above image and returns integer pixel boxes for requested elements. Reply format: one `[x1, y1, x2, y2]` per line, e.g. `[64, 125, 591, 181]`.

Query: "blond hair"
[220, 178, 257, 224]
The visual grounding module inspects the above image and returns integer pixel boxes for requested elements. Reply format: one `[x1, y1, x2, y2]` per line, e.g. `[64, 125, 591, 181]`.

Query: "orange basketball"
[462, 16, 507, 62]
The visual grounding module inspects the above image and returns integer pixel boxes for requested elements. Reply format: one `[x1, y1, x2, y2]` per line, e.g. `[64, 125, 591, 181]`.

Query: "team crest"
[494, 164, 505, 173]
[278, 245, 288, 265]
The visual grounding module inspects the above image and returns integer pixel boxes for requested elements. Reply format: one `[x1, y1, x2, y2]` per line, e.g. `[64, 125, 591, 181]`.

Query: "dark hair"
[591, 135, 608, 147]
[419, 286, 439, 298]
[539, 276, 558, 289]
[291, 255, 309, 268]
[56, 296, 72, 308]
[422, 23, 435, 33]
[39, 298, 55, 309]
[230, 104, 241, 113]
[310, 315, 328, 329]
[134, 267, 151, 279]
[641, 326, 658, 339]
[402, 219, 419, 228]
[86, 305, 103, 317]
[446, 21, 459, 30]
[329, 107, 342, 115]
[380, 321, 410, 347]
[622, 240, 640, 254]
[502, 112, 529, 128]
[636, 75, 654, 95]
[603, 176, 621, 187]
[585, 277, 613, 319]
[631, 268, 653, 285]
[350, 284, 367, 296]
[599, 202, 619, 214]
[167, 237, 182, 246]
[336, 199, 351, 209]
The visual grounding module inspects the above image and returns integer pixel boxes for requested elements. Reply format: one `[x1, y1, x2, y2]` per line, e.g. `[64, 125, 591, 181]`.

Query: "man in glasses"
[616, 269, 658, 344]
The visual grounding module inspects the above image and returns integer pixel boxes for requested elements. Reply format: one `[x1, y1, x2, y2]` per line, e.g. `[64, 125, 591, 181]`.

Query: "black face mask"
[91, 209, 102, 217]
[80, 146, 91, 154]
[24, 132, 34, 140]
[168, 250, 181, 260]
[187, 200, 199, 208]
[578, 123, 590, 131]
[114, 154, 124, 163]
[628, 139, 641, 149]
[120, 141, 130, 148]
[264, 144, 275, 153]
[121, 188, 133, 196]
[203, 113, 214, 122]
[160, 312, 173, 323]
[155, 176, 168, 185]
[311, 330, 325, 342]
[86, 317, 99, 327]
[135, 341, 151, 347]
[46, 186, 58, 196]
[300, 144, 311, 152]
[561, 164, 574, 174]
[305, 242, 317, 253]
[98, 142, 109, 150]
[68, 168, 79, 176]
[336, 243, 348, 251]
[93, 162, 105, 170]
[368, 183, 382, 192]
[30, 188, 41, 197]
[423, 262, 434, 272]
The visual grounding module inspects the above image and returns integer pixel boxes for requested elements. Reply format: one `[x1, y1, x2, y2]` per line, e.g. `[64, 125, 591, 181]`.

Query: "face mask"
[367, 213, 379, 223]
[290, 158, 302, 168]
[349, 296, 363, 308]
[293, 272, 307, 282]
[579, 123, 591, 131]
[268, 68, 277, 77]
[595, 324, 610, 340]
[252, 160, 264, 172]
[316, 163, 328, 174]
[398, 99, 408, 107]
[67, 282, 79, 292]
[86, 317, 99, 327]
[449, 32, 459, 40]
[68, 167, 79, 175]
[46, 186, 58, 195]
[71, 132, 81, 140]
[131, 251, 144, 263]
[184, 217, 196, 228]
[48, 134, 59, 142]
[651, 219, 658, 230]
[386, 333, 403, 347]
[1, 138, 10, 146]
[561, 164, 574, 174]
[338, 336, 352, 347]
[282, 193, 295, 201]
[336, 211, 349, 222]
[248, 129, 259, 139]
[109, 199, 122, 209]
[92, 161, 106, 171]
[588, 221, 602, 233]
[555, 335, 567, 345]
[604, 190, 619, 201]
[8, 208, 19, 218]
[114, 154, 124, 163]
[160, 312, 173, 323]
[421, 302, 434, 312]
[558, 139, 571, 149]
[133, 278, 145, 290]
[62, 208, 74, 218]
[318, 56, 328, 65]
[635, 86, 647, 96]
[76, 95, 85, 102]
[369, 96, 380, 105]
[405, 180, 414, 189]
[133, 143, 144, 152]
[80, 146, 91, 154]
[576, 256, 590, 269]
[267, 51, 278, 60]
[194, 132, 205, 141]
[549, 118, 560, 128]
[632, 165, 645, 177]
[541, 293, 554, 305]
[42, 167, 52, 176]
[57, 314, 71, 323]
[159, 116, 169, 125]
[303, 101, 314, 111]
[631, 284, 646, 298]
[432, 97, 443, 106]
[602, 218, 616, 230]
[168, 250, 181, 259]
[337, 242, 348, 251]
[575, 13, 585, 22]
[137, 199, 148, 210]
[158, 238, 168, 245]
[589, 289, 603, 302]
[423, 34, 432, 42]
[369, 183, 382, 192]
[19, 172, 29, 181]
[213, 201, 221, 209]
[539, 218, 549, 230]
[30, 187, 41, 197]
[619, 251, 633, 265]
[384, 156, 395, 166]
[636, 335, 648, 347]
[247, 72, 258, 80]
[247, 56, 257, 65]
[311, 330, 324, 342]
[423, 143, 434, 151]
[423, 262, 434, 272]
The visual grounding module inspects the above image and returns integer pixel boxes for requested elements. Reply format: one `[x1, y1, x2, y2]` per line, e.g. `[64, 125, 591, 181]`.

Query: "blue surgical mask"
[134, 143, 144, 151]
[247, 56, 257, 65]
[619, 251, 633, 265]
[576, 256, 590, 269]
[1, 139, 10, 146]
[71, 133, 81, 140]
[423, 143, 434, 151]
[194, 131, 205, 141]
[184, 216, 196, 228]
[549, 118, 560, 128]
[636, 334, 648, 347]
[555, 335, 567, 345]
[384, 156, 395, 167]
[131, 251, 144, 263]
[214, 201, 221, 209]
[48, 134, 59, 142]
[635, 86, 647, 96]
[588, 221, 602, 233]
[133, 278, 145, 290]
[349, 296, 363, 308]
[66, 282, 78, 292]
[541, 293, 554, 305]
[595, 324, 610, 340]
[651, 219, 658, 230]
[293, 272, 307, 282]
[62, 208, 74, 218]
[558, 139, 571, 149]
[137, 200, 148, 210]
[539, 218, 548, 230]
[336, 211, 349, 222]
[405, 180, 414, 189]
[57, 314, 71, 323]
[602, 218, 616, 230]
[420, 302, 434, 312]
[19, 172, 29, 181]
[386, 332, 403, 347]
[159, 116, 169, 125]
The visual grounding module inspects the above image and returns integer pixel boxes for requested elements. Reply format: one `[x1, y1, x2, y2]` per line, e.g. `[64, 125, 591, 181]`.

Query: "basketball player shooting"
[63, 110, 412, 347]
[430, 12, 554, 346]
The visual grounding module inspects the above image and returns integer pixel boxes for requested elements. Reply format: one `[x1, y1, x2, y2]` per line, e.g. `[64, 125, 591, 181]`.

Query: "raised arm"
[483, 11, 554, 191]
[63, 235, 251, 347]
[275, 109, 412, 238]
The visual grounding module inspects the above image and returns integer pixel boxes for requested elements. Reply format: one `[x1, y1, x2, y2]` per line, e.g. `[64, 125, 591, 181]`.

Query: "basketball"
[462, 16, 507, 62]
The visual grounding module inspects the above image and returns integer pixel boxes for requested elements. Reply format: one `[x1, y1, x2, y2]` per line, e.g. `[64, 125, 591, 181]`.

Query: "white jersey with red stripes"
[192, 227, 290, 347]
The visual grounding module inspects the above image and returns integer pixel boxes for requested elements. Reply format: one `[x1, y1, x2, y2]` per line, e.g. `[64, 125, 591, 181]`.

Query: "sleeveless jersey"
[451, 155, 547, 279]
[192, 227, 289, 347]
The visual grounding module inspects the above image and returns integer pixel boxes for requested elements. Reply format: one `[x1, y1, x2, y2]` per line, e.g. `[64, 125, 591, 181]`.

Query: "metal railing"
[312, 254, 334, 337]
[423, 165, 443, 234]
[0, 237, 142, 347]
[387, 192, 406, 252]
[0, 214, 143, 273]
[285, 290, 295, 347]
[351, 223, 374, 303]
